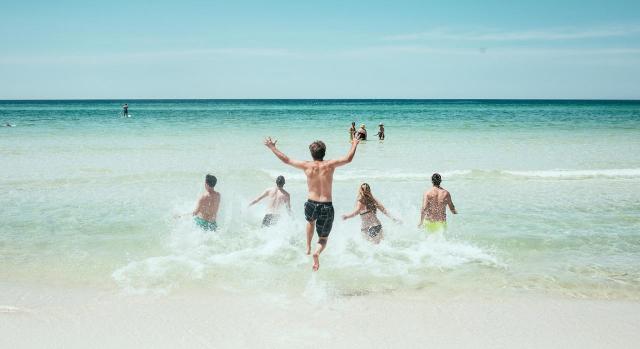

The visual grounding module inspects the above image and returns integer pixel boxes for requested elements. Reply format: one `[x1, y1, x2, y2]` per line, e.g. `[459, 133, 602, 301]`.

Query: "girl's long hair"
[357, 183, 380, 213]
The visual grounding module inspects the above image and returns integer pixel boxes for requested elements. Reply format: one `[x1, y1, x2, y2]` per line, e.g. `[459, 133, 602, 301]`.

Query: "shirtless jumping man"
[265, 137, 360, 271]
[420, 173, 457, 233]
[249, 175, 292, 227]
[192, 174, 221, 231]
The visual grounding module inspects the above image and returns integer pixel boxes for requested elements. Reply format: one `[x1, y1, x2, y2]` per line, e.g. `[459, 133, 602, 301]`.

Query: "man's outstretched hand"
[264, 137, 278, 149]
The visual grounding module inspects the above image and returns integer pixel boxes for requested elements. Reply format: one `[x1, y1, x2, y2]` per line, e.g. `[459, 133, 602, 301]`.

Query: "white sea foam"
[260, 169, 472, 182]
[112, 211, 501, 295]
[261, 168, 640, 181]
[112, 255, 205, 295]
[503, 168, 640, 179]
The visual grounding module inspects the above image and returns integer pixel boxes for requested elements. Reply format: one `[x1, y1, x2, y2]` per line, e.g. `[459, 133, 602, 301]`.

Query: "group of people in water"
[190, 136, 457, 272]
[349, 121, 385, 141]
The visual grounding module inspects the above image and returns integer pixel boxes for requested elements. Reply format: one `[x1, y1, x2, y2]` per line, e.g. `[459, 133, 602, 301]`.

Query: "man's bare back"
[420, 173, 457, 226]
[249, 175, 292, 216]
[194, 190, 220, 222]
[423, 187, 454, 222]
[263, 187, 290, 214]
[303, 161, 337, 202]
[191, 174, 221, 231]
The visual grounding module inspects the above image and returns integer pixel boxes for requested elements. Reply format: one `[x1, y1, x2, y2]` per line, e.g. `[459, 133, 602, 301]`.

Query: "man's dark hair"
[205, 174, 217, 188]
[276, 175, 285, 187]
[309, 140, 326, 161]
[432, 173, 442, 186]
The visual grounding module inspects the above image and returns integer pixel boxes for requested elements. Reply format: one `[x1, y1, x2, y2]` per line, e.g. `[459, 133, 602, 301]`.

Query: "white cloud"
[383, 25, 640, 42]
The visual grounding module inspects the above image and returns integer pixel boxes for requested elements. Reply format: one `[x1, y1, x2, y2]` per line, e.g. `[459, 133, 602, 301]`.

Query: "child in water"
[376, 123, 385, 140]
[349, 122, 357, 141]
[192, 174, 221, 231]
[342, 183, 400, 244]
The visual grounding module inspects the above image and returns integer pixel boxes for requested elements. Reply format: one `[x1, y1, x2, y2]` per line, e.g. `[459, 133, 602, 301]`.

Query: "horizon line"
[1, 98, 639, 102]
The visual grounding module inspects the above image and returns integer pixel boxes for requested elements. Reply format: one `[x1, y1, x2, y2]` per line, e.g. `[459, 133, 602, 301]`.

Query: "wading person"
[248, 175, 291, 227]
[420, 173, 457, 233]
[342, 183, 400, 244]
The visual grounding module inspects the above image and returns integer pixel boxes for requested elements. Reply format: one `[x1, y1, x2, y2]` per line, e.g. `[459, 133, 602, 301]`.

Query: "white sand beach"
[2, 283, 639, 349]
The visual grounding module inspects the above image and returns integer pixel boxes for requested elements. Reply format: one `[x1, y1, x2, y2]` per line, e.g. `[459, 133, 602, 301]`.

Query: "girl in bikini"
[341, 183, 400, 244]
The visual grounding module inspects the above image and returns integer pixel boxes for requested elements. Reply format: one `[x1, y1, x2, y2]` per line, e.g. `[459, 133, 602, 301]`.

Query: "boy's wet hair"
[432, 173, 442, 186]
[309, 140, 326, 160]
[205, 174, 217, 188]
[276, 175, 285, 187]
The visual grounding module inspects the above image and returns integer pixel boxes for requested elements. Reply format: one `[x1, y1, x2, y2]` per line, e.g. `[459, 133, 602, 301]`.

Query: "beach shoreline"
[2, 282, 639, 349]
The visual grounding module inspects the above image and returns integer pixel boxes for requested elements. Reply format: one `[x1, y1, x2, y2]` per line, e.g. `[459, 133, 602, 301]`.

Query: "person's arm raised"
[264, 137, 307, 170]
[328, 138, 360, 168]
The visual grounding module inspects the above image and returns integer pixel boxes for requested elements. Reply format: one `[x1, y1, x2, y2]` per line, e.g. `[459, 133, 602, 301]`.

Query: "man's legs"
[305, 220, 315, 255]
[312, 237, 327, 272]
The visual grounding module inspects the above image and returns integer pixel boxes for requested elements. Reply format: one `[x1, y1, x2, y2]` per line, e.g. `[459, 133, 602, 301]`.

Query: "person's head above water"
[360, 124, 366, 129]
[309, 140, 326, 161]
[358, 183, 379, 211]
[276, 175, 285, 188]
[359, 182, 372, 197]
[431, 173, 442, 187]
[351, 122, 355, 127]
[205, 174, 217, 188]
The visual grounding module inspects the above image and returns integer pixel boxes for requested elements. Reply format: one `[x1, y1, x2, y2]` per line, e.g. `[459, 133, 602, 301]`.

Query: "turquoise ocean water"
[1, 100, 639, 299]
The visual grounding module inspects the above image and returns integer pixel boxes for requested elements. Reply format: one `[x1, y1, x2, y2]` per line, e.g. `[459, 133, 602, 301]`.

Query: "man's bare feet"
[312, 253, 320, 271]
[306, 246, 311, 255]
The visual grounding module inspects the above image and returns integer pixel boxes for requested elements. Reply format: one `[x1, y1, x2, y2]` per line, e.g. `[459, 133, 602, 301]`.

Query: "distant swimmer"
[342, 183, 400, 244]
[3, 123, 14, 127]
[192, 174, 221, 231]
[419, 173, 457, 233]
[376, 123, 385, 140]
[349, 122, 356, 141]
[356, 124, 367, 140]
[122, 103, 129, 117]
[265, 136, 360, 271]
[249, 175, 292, 227]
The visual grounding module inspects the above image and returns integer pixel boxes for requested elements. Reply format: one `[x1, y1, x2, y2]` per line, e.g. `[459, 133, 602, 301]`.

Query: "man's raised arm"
[264, 137, 307, 169]
[328, 138, 360, 168]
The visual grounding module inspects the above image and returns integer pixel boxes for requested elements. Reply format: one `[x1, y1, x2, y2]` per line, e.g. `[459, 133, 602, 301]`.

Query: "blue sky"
[1, 0, 639, 99]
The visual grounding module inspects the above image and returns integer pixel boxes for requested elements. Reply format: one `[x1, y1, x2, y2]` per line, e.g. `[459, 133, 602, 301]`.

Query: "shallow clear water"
[1, 99, 639, 299]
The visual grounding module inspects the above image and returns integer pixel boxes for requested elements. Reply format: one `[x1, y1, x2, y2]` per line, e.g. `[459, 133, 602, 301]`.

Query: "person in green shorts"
[419, 173, 457, 233]
[192, 174, 221, 231]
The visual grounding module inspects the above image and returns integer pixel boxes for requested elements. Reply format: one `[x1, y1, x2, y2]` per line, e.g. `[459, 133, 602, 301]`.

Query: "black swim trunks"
[304, 200, 334, 238]
[262, 214, 280, 227]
